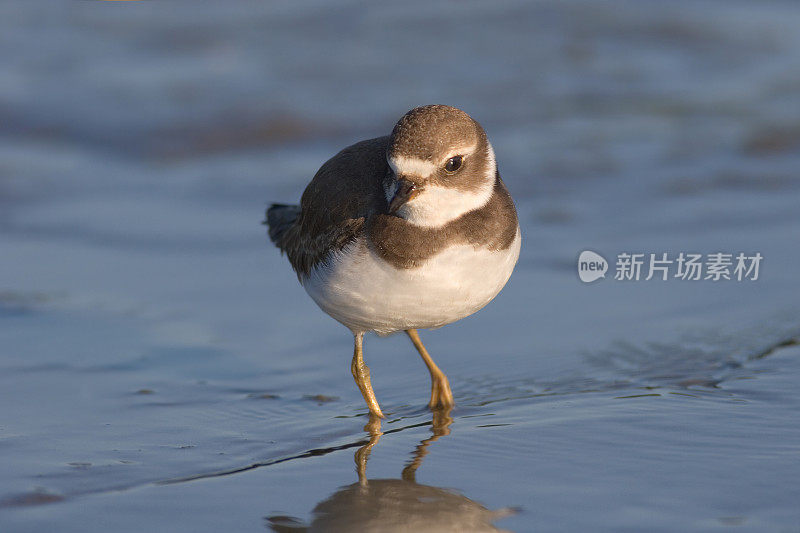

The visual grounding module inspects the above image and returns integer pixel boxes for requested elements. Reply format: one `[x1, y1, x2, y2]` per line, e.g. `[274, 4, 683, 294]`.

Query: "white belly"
[302, 230, 521, 335]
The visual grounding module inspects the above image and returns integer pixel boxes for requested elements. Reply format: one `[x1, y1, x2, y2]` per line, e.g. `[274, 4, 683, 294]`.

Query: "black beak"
[388, 178, 419, 214]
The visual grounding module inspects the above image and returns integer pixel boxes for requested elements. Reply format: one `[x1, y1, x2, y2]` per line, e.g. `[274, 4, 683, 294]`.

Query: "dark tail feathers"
[265, 203, 301, 247]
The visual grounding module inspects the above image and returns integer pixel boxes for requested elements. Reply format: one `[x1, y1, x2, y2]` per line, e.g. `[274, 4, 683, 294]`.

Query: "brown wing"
[279, 136, 389, 277]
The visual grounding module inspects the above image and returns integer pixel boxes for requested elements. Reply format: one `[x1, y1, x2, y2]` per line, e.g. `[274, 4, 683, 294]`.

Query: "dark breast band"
[366, 175, 519, 269]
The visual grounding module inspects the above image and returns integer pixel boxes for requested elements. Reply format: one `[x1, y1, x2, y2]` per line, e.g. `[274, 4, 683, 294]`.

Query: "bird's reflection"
[267, 408, 516, 532]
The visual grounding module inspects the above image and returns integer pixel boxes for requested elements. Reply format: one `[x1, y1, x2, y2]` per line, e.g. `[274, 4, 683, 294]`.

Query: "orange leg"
[406, 329, 454, 409]
[351, 333, 385, 418]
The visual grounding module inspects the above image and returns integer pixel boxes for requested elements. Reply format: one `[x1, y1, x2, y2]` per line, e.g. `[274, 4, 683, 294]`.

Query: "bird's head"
[384, 105, 497, 227]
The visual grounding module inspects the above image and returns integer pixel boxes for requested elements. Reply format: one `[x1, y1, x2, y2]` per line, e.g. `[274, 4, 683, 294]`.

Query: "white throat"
[390, 143, 497, 228]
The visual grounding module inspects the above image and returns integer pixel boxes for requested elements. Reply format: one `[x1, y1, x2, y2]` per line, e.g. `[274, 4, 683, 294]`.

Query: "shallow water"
[2, 1, 800, 532]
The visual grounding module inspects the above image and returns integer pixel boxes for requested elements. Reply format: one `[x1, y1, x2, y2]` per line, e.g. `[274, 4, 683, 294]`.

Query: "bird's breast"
[301, 230, 521, 335]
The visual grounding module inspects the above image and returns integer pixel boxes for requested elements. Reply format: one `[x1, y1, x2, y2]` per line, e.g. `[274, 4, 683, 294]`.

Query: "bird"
[265, 105, 520, 418]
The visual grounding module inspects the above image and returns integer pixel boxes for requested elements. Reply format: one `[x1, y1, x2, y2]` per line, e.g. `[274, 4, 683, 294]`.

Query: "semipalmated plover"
[266, 105, 520, 418]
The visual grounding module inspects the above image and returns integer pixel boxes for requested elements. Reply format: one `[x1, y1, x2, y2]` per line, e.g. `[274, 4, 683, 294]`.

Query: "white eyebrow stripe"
[389, 143, 479, 177]
[443, 144, 477, 161]
[388, 156, 437, 177]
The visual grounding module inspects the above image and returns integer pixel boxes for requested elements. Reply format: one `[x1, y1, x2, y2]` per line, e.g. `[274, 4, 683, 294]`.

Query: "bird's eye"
[445, 155, 463, 173]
